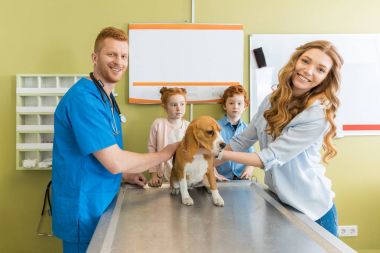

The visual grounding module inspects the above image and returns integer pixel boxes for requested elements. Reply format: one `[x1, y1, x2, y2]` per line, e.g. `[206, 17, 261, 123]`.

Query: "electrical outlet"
[338, 225, 358, 237]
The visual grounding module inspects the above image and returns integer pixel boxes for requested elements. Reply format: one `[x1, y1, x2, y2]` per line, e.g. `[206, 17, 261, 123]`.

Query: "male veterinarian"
[52, 27, 178, 253]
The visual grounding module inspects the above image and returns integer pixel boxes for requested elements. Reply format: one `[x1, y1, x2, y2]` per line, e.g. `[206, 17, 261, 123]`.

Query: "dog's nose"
[219, 143, 226, 149]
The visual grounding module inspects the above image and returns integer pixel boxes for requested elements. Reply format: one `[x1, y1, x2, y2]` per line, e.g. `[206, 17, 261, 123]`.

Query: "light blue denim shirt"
[216, 116, 254, 179]
[229, 95, 334, 220]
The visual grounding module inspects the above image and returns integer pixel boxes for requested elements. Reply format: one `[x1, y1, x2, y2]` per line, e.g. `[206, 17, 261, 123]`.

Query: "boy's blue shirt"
[216, 116, 254, 179]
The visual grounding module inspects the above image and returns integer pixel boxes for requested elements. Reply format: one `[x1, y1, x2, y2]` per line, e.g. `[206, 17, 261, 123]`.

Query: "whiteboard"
[250, 34, 380, 136]
[129, 24, 244, 104]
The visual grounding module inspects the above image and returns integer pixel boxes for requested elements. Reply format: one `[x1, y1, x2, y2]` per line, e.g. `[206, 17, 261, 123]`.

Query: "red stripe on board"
[128, 98, 222, 104]
[133, 82, 240, 87]
[343, 125, 380, 131]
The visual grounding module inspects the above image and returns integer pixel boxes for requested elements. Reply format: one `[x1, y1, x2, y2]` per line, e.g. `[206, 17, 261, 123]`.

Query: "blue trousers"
[315, 203, 338, 237]
[62, 241, 89, 253]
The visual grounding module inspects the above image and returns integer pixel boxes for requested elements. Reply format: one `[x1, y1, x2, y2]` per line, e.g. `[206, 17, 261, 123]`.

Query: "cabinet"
[16, 74, 87, 170]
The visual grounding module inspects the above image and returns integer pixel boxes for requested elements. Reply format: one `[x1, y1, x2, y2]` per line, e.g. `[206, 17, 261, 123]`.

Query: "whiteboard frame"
[129, 23, 244, 104]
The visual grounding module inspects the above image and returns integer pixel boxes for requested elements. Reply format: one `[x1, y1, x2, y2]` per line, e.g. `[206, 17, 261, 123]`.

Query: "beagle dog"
[170, 116, 226, 207]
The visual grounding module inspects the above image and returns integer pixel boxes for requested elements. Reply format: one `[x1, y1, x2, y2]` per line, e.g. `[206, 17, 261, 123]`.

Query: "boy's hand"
[240, 166, 254, 179]
[214, 167, 230, 182]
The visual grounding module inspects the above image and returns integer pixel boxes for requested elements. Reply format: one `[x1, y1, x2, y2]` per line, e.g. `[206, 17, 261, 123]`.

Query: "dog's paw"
[211, 190, 224, 207]
[182, 196, 194, 206]
[170, 187, 180, 195]
[212, 196, 224, 207]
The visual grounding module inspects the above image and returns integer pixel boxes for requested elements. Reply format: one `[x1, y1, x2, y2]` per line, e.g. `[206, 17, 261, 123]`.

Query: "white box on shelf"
[16, 125, 54, 132]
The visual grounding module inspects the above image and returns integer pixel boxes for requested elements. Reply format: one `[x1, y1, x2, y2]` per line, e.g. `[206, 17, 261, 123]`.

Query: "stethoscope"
[90, 72, 126, 136]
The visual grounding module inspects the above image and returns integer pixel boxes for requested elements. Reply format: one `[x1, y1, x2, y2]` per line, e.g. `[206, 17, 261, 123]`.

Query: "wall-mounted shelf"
[16, 74, 87, 170]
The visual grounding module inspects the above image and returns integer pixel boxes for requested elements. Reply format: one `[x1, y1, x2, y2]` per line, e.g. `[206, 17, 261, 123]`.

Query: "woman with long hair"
[217, 40, 343, 236]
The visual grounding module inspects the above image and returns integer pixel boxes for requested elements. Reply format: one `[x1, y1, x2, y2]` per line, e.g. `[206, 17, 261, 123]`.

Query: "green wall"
[1, 0, 379, 252]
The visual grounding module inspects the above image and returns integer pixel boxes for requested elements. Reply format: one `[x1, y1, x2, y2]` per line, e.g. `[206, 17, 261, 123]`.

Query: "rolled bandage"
[23, 159, 37, 168]
[216, 149, 225, 160]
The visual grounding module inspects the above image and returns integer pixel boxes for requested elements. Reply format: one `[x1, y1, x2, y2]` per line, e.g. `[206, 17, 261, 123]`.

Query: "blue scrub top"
[216, 116, 254, 179]
[52, 78, 123, 243]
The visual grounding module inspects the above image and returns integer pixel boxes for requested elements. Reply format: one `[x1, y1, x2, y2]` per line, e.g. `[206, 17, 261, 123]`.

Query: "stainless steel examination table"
[87, 181, 356, 253]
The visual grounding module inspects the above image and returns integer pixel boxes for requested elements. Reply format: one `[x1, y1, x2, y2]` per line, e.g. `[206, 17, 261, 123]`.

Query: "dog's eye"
[206, 130, 214, 136]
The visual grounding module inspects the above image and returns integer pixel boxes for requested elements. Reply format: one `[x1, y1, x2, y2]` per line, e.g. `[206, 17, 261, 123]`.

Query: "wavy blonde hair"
[263, 40, 343, 163]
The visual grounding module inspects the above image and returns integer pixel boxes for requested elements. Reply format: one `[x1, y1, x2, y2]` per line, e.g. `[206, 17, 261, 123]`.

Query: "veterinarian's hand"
[161, 142, 180, 158]
[214, 167, 230, 182]
[240, 166, 254, 179]
[123, 173, 147, 187]
[148, 172, 163, 187]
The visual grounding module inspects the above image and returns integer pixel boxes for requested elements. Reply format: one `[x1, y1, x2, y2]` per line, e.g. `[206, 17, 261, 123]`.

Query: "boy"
[216, 85, 254, 180]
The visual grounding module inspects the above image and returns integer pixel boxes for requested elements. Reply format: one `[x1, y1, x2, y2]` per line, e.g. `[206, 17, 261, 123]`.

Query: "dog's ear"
[192, 122, 200, 144]
[193, 120, 213, 151]
[184, 124, 199, 154]
[192, 120, 207, 149]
